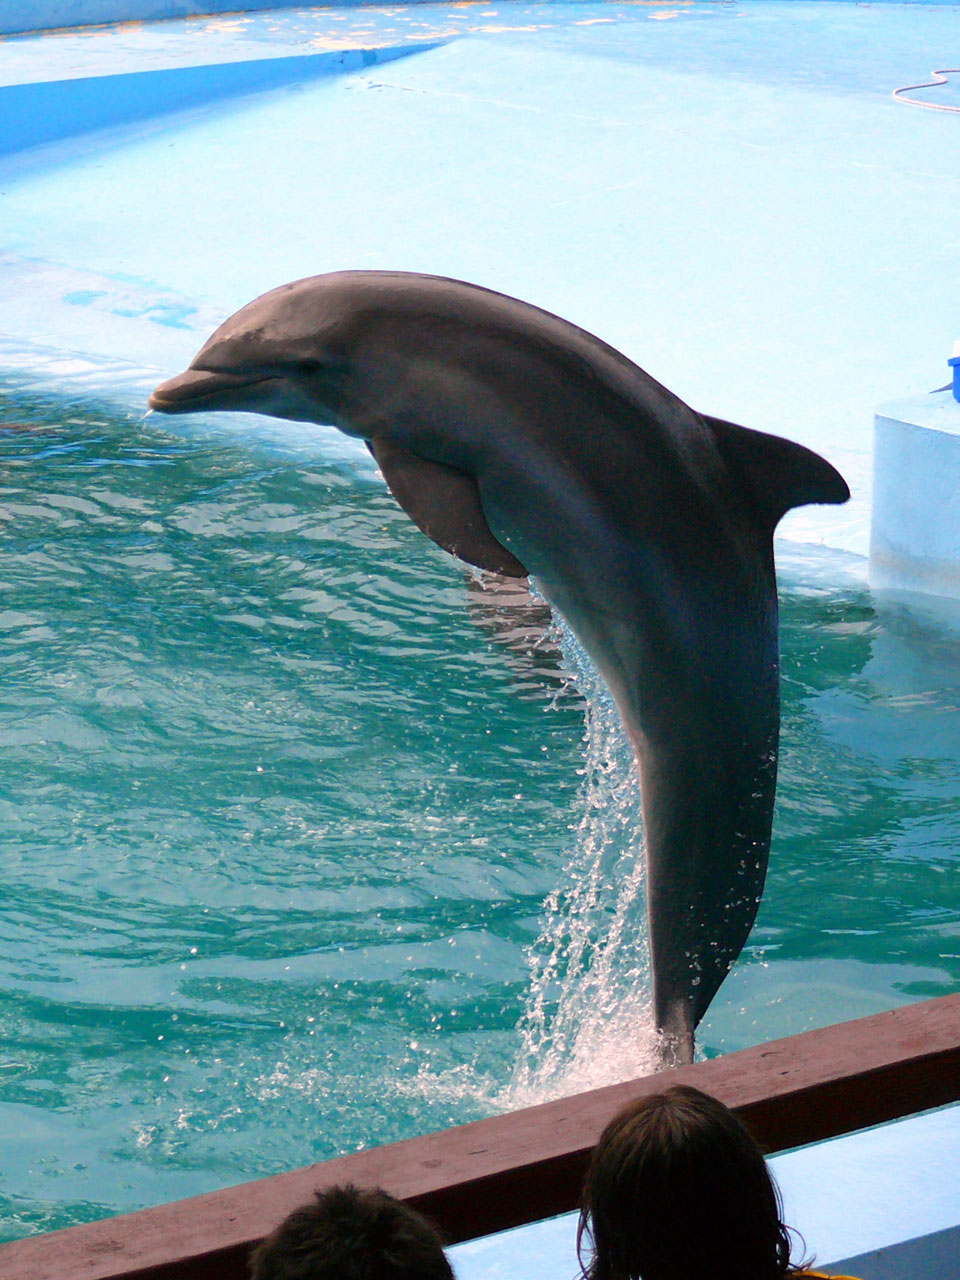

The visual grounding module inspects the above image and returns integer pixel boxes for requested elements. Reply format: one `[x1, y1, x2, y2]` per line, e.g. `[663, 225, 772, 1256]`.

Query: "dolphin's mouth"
[148, 368, 277, 414]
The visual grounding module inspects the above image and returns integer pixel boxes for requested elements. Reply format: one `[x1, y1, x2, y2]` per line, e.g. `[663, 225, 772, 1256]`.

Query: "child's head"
[578, 1085, 794, 1280]
[249, 1184, 455, 1280]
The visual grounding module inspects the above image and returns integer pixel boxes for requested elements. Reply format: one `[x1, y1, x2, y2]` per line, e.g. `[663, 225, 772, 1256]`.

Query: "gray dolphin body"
[150, 271, 849, 1063]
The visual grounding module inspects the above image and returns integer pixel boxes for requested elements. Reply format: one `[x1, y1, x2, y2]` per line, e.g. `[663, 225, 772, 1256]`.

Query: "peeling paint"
[27, 19, 145, 40]
[472, 23, 542, 33]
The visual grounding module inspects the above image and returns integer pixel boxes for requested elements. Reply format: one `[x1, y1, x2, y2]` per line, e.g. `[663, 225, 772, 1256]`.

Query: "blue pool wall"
[0, 43, 436, 156]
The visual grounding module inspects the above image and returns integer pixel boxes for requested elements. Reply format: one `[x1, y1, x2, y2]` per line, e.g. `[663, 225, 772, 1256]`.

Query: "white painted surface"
[774, 1104, 960, 1266]
[871, 393, 960, 598]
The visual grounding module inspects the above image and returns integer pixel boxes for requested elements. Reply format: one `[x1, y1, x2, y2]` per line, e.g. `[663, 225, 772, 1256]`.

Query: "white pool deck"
[2, 3, 960, 1274]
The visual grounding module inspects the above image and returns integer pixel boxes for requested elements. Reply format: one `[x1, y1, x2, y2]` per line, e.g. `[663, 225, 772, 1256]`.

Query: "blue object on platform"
[949, 346, 960, 403]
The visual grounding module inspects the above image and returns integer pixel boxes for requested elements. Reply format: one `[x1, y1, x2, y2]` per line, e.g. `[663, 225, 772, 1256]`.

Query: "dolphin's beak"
[149, 368, 275, 414]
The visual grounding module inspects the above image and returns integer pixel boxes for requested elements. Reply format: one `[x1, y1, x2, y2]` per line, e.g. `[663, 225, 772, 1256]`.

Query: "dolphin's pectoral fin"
[368, 438, 528, 578]
[704, 414, 850, 529]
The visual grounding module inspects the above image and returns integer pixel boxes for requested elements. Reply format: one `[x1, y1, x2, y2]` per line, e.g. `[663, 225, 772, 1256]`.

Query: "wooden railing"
[1, 992, 959, 1280]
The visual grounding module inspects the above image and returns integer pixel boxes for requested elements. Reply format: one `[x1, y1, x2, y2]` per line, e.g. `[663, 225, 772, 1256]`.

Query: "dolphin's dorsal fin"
[703, 414, 850, 530]
[368, 437, 528, 578]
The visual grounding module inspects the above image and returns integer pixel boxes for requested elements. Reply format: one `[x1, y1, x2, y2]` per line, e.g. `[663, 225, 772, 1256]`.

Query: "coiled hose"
[893, 69, 960, 112]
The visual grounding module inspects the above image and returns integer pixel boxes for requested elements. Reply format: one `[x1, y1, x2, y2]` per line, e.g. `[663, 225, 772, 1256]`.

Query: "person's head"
[249, 1184, 455, 1280]
[577, 1085, 796, 1280]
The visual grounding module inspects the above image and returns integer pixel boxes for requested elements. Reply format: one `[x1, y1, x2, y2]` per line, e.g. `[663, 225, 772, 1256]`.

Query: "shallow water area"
[0, 387, 959, 1239]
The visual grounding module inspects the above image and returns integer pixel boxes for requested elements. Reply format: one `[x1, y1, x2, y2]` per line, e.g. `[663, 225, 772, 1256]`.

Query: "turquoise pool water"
[1, 384, 958, 1240]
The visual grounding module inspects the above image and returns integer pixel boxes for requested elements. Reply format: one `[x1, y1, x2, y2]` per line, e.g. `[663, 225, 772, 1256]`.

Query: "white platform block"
[870, 391, 960, 599]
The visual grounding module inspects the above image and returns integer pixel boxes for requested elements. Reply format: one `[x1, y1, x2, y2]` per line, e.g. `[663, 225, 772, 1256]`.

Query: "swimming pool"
[1, 0, 959, 1243]
[1, 383, 958, 1239]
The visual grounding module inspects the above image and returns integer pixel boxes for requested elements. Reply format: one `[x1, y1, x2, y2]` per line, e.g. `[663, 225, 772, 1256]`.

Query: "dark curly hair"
[577, 1085, 804, 1280]
[249, 1184, 455, 1280]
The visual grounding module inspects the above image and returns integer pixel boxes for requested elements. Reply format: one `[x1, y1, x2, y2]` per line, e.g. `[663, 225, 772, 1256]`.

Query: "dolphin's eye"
[295, 357, 324, 375]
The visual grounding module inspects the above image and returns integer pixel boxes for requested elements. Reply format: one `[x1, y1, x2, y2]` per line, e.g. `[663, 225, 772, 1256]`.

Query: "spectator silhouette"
[577, 1084, 861, 1280]
[249, 1183, 454, 1280]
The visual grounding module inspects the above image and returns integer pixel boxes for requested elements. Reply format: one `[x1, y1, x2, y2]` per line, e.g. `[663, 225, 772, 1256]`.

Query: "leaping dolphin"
[149, 271, 849, 1064]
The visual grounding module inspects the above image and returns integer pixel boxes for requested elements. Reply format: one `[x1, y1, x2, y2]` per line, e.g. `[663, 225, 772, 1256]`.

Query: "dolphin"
[150, 271, 849, 1064]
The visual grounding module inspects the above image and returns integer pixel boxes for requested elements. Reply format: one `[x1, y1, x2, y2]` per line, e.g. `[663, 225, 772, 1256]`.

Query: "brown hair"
[577, 1085, 800, 1280]
[249, 1184, 455, 1280]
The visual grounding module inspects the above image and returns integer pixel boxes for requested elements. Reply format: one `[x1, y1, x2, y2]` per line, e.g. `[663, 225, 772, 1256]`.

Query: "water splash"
[503, 619, 659, 1108]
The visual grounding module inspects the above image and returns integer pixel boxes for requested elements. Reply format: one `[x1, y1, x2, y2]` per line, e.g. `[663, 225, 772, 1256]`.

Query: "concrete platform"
[872, 391, 960, 599]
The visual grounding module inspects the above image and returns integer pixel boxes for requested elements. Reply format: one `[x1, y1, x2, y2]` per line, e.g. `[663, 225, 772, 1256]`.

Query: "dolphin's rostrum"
[150, 271, 849, 1064]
